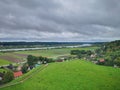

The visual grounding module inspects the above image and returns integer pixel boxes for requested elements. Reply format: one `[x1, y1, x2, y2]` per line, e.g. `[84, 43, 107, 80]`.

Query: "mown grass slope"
[1, 60, 120, 90]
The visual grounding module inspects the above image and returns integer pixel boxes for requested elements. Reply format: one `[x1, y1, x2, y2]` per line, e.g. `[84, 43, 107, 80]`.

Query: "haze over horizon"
[0, 0, 120, 42]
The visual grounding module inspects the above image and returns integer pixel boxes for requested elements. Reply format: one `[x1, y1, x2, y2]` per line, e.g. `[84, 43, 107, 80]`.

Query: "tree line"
[70, 40, 120, 67]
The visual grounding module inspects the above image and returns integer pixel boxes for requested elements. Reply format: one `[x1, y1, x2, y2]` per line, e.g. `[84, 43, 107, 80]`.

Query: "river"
[0, 44, 91, 52]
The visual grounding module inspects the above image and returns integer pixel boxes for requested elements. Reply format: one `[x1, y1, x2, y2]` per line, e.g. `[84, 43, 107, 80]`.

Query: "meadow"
[14, 46, 98, 57]
[1, 60, 120, 90]
[0, 46, 98, 65]
[0, 59, 11, 66]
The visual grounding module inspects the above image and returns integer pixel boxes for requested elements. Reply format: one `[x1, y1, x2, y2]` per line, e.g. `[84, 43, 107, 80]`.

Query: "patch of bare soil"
[13, 53, 28, 58]
[0, 55, 23, 63]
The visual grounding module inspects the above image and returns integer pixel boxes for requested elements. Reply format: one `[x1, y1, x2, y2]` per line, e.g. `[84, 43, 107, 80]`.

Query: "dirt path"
[0, 64, 48, 89]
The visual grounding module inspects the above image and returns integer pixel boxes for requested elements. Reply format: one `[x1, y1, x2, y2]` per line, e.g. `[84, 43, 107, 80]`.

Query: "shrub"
[22, 64, 28, 73]
[114, 57, 120, 66]
[3, 69, 14, 83]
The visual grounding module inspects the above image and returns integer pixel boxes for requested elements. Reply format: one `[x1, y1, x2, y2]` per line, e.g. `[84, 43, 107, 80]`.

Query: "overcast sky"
[0, 0, 120, 42]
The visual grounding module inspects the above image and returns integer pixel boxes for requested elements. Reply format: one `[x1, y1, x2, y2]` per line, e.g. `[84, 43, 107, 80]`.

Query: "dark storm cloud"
[0, 0, 120, 42]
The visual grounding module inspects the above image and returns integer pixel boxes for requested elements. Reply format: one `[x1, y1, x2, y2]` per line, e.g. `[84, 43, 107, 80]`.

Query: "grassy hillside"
[104, 40, 120, 52]
[1, 60, 120, 90]
[95, 40, 120, 66]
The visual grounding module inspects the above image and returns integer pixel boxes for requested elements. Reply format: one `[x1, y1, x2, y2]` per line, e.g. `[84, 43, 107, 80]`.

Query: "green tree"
[22, 64, 28, 73]
[86, 50, 92, 55]
[114, 57, 120, 66]
[3, 69, 14, 83]
[38, 56, 44, 62]
[27, 55, 38, 66]
[77, 54, 82, 59]
[27, 55, 34, 66]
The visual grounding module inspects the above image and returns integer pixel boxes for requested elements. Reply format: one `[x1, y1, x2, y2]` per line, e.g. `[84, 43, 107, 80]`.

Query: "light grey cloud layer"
[0, 0, 120, 42]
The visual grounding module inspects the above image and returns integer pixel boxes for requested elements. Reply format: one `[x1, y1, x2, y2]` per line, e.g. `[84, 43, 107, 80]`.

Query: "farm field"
[1, 60, 120, 90]
[0, 59, 11, 66]
[14, 46, 98, 57]
[0, 46, 98, 65]
[0, 53, 27, 65]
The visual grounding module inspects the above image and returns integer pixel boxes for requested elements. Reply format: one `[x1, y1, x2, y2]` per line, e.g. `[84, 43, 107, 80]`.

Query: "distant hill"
[0, 42, 104, 46]
[103, 40, 120, 52]
[0, 42, 104, 49]
[98, 40, 120, 66]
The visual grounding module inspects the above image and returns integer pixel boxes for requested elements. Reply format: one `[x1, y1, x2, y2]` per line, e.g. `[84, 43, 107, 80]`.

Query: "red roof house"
[99, 59, 105, 63]
[14, 71, 23, 78]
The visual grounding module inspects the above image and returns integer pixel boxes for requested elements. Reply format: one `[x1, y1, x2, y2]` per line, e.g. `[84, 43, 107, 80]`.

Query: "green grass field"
[0, 46, 98, 65]
[14, 47, 98, 58]
[1, 60, 120, 90]
[0, 69, 6, 72]
[0, 59, 11, 66]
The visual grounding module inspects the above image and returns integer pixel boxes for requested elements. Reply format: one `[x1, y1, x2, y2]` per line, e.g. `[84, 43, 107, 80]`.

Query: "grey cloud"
[0, 0, 120, 42]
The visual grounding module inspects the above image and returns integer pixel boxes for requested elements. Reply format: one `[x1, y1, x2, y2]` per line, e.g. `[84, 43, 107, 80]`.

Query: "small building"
[17, 66, 22, 71]
[0, 73, 4, 81]
[37, 61, 41, 64]
[43, 61, 47, 64]
[114, 64, 118, 68]
[90, 54, 96, 58]
[14, 71, 23, 78]
[92, 61, 98, 64]
[7, 64, 14, 70]
[97, 59, 105, 65]
[35, 64, 40, 68]
[99, 59, 105, 63]
[56, 59, 64, 62]
[0, 77, 2, 81]
[29, 66, 34, 70]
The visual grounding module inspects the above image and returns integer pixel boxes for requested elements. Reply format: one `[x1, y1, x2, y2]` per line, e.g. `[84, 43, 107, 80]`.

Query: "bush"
[114, 57, 120, 66]
[22, 64, 28, 73]
[3, 69, 14, 83]
[104, 60, 114, 66]
[47, 58, 55, 63]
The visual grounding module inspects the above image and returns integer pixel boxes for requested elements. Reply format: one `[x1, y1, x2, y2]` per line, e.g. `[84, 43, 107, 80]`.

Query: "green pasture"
[0, 59, 11, 66]
[14, 46, 98, 58]
[1, 60, 120, 90]
[0, 46, 99, 65]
